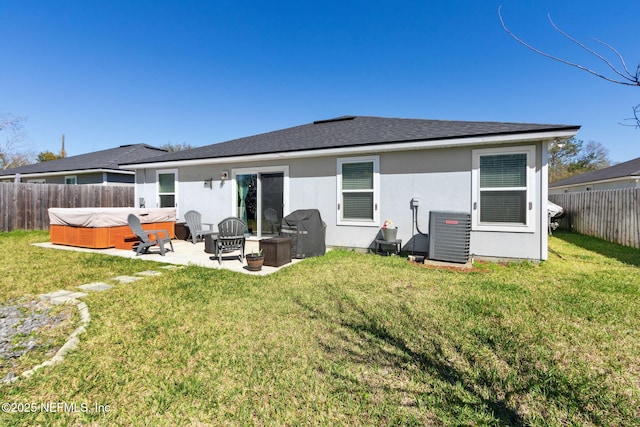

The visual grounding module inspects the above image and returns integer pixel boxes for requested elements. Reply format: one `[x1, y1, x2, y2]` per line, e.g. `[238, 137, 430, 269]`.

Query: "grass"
[0, 230, 638, 426]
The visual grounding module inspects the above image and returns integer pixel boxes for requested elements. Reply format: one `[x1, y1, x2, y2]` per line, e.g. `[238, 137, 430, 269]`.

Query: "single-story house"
[121, 116, 580, 261]
[0, 144, 167, 185]
[549, 156, 640, 193]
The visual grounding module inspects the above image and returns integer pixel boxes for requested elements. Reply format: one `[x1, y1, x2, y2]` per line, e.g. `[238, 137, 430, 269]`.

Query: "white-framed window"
[472, 146, 535, 232]
[337, 156, 380, 226]
[65, 175, 77, 185]
[156, 169, 178, 209]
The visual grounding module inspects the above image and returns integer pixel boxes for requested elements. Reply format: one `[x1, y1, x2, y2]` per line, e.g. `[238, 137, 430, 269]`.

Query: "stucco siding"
[470, 231, 542, 260]
[178, 165, 233, 223]
[133, 140, 549, 260]
[378, 148, 471, 253]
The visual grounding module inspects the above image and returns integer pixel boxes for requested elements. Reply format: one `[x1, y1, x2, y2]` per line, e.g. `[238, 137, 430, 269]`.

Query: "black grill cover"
[280, 209, 326, 258]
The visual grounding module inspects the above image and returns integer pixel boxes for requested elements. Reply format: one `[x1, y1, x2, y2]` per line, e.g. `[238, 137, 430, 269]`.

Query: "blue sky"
[1, 0, 638, 162]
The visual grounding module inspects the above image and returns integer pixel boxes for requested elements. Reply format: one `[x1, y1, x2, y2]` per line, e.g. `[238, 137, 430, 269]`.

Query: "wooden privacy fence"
[550, 188, 640, 249]
[0, 183, 134, 232]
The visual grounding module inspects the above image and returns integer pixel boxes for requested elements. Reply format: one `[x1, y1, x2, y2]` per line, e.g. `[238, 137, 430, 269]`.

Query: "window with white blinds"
[337, 156, 379, 226]
[472, 146, 535, 232]
[480, 153, 527, 224]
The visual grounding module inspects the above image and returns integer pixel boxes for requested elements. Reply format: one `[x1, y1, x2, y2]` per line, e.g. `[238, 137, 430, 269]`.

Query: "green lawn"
[1, 230, 639, 426]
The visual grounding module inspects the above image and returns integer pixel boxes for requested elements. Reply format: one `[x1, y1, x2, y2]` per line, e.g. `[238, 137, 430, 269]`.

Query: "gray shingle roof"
[0, 144, 167, 176]
[550, 156, 640, 187]
[121, 116, 580, 165]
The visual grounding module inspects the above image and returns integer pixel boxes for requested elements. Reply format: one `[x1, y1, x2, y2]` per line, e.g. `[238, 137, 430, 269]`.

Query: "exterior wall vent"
[428, 211, 471, 264]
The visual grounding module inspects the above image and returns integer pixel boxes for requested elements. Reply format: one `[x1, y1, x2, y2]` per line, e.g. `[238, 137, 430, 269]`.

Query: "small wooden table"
[259, 237, 292, 267]
[175, 222, 189, 241]
[204, 233, 219, 254]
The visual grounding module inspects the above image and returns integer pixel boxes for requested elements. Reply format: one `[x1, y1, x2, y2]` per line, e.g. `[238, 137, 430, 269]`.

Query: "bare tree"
[161, 142, 194, 152]
[498, 6, 639, 127]
[548, 138, 611, 183]
[0, 113, 33, 169]
[581, 141, 611, 170]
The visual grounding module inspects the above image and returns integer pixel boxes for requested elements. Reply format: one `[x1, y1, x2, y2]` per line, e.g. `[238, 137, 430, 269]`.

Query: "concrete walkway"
[34, 239, 302, 275]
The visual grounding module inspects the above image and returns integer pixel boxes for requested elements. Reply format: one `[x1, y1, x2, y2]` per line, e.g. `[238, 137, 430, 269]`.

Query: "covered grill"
[280, 209, 326, 258]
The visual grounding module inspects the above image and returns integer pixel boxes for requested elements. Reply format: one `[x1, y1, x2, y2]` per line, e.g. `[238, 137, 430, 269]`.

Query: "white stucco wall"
[133, 141, 548, 260]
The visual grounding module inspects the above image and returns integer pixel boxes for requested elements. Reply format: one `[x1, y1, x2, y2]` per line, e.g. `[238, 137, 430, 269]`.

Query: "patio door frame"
[231, 165, 289, 238]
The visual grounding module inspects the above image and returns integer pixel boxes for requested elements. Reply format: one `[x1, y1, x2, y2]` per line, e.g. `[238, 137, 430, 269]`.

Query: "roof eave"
[122, 128, 578, 170]
[0, 168, 135, 179]
[550, 175, 640, 189]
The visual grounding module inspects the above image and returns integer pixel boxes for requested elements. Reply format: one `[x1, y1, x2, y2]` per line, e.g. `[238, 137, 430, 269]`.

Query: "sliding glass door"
[237, 173, 257, 233]
[235, 169, 285, 237]
[260, 172, 284, 236]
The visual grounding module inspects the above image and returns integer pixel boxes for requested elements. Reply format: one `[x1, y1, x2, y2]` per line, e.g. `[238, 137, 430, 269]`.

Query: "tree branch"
[620, 104, 640, 128]
[590, 38, 639, 82]
[498, 5, 640, 86]
[546, 15, 638, 85]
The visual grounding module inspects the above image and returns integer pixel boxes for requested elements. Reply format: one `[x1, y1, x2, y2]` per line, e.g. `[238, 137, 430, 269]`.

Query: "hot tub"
[49, 207, 176, 249]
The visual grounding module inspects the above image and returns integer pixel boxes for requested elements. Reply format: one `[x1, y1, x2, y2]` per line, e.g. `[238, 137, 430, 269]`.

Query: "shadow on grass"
[296, 296, 528, 426]
[553, 231, 640, 267]
[295, 290, 618, 426]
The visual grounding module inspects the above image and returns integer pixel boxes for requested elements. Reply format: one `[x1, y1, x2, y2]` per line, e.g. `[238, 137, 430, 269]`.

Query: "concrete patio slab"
[34, 239, 303, 275]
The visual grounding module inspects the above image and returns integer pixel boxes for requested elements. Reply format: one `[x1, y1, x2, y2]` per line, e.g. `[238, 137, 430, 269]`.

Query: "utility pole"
[60, 134, 67, 158]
